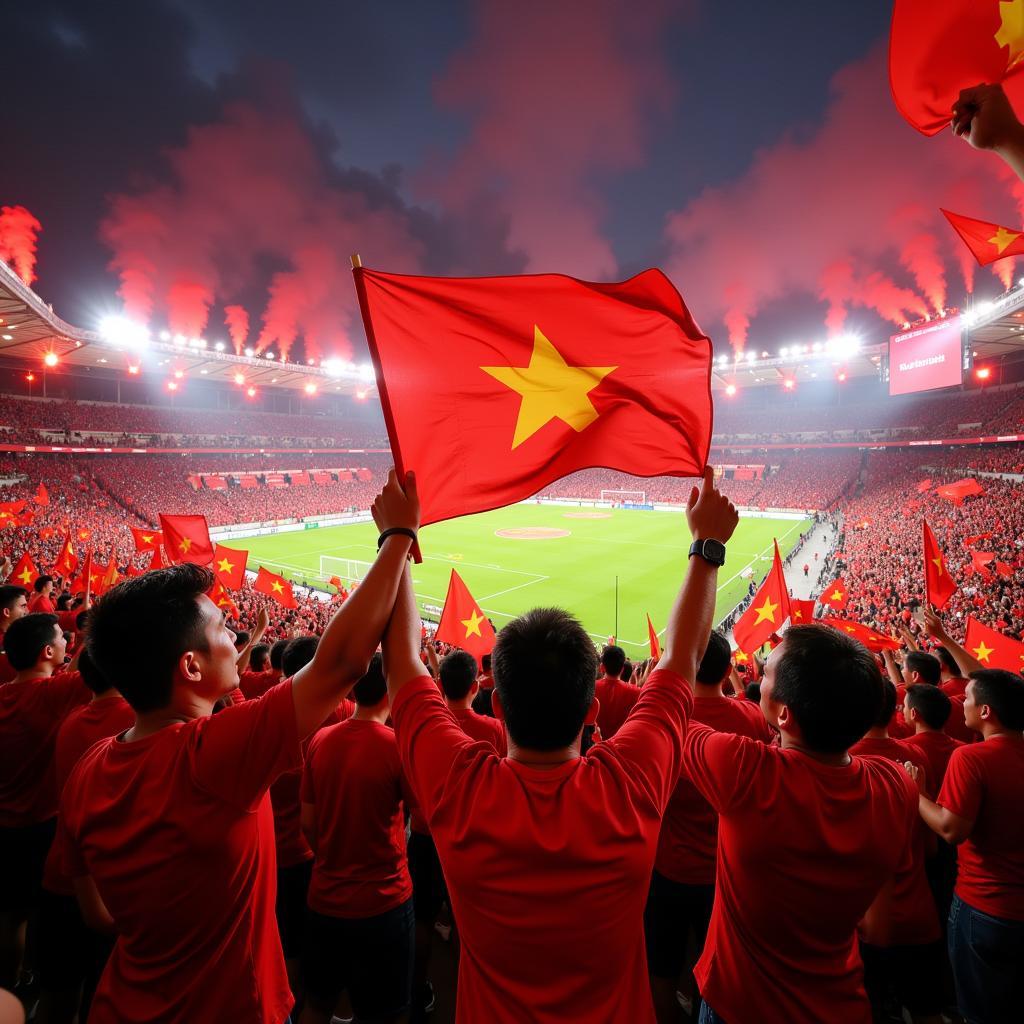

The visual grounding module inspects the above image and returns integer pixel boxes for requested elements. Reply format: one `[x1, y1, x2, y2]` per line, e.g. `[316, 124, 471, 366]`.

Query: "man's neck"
[125, 696, 215, 741]
[603, 673, 622, 683]
[778, 732, 851, 766]
[446, 696, 474, 712]
[11, 662, 57, 683]
[980, 724, 1023, 742]
[508, 739, 581, 767]
[693, 682, 725, 699]
[353, 704, 390, 724]
[864, 726, 889, 740]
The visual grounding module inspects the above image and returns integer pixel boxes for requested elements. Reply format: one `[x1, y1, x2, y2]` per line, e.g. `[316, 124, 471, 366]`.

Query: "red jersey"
[393, 669, 692, 1024]
[0, 646, 14, 684]
[59, 680, 301, 1024]
[904, 730, 963, 790]
[240, 667, 282, 700]
[28, 593, 56, 614]
[940, 676, 969, 699]
[939, 734, 1024, 921]
[302, 718, 412, 918]
[0, 671, 89, 826]
[593, 675, 639, 739]
[43, 694, 136, 894]
[850, 737, 941, 947]
[683, 725, 917, 1024]
[944, 695, 976, 745]
[655, 695, 772, 884]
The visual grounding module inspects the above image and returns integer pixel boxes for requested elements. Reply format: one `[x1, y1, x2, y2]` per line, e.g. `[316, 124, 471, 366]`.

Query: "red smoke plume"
[224, 305, 249, 354]
[664, 45, 1020, 349]
[0, 206, 42, 285]
[425, 0, 677, 278]
[993, 256, 1016, 290]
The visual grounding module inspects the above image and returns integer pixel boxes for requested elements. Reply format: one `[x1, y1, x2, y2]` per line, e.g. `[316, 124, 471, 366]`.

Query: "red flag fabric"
[890, 2, 1024, 135]
[646, 614, 662, 661]
[915, 479, 933, 493]
[159, 514, 214, 566]
[209, 580, 240, 619]
[819, 618, 902, 653]
[35, 483, 49, 506]
[0, 501, 26, 525]
[964, 532, 993, 548]
[328, 574, 343, 589]
[7, 553, 39, 589]
[52, 533, 78, 577]
[819, 578, 850, 611]
[923, 520, 957, 610]
[935, 478, 985, 506]
[130, 526, 164, 552]
[40, 527, 55, 541]
[790, 599, 816, 625]
[995, 560, 1015, 579]
[964, 616, 1024, 673]
[434, 570, 496, 661]
[941, 209, 1024, 267]
[100, 560, 120, 593]
[148, 545, 166, 571]
[354, 266, 713, 527]
[213, 544, 248, 590]
[77, 528, 91, 542]
[72, 552, 99, 595]
[971, 550, 996, 580]
[254, 566, 297, 608]
[733, 541, 791, 655]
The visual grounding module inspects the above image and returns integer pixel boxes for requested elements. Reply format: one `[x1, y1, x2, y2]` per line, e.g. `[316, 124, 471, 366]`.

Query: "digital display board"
[888, 319, 964, 396]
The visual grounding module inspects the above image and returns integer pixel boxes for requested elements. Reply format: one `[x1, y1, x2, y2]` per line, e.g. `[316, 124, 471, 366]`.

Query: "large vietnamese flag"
[890, 1, 1024, 135]
[353, 267, 713, 526]
[254, 566, 298, 609]
[213, 544, 248, 590]
[131, 526, 164, 552]
[733, 541, 791, 655]
[964, 615, 1024, 672]
[941, 209, 1024, 266]
[434, 570, 496, 662]
[923, 520, 957, 610]
[159, 514, 214, 566]
[819, 578, 849, 612]
[790, 599, 816, 625]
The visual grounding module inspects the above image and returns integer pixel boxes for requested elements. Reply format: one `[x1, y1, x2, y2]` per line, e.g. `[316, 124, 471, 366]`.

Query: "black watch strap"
[377, 527, 418, 550]
[689, 539, 726, 566]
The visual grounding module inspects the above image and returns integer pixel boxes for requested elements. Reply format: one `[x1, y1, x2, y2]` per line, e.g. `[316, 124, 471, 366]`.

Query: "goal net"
[318, 556, 374, 586]
[600, 489, 646, 505]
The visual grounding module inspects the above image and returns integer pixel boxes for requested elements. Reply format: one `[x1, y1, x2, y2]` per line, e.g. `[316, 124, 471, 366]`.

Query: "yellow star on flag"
[752, 596, 778, 625]
[931, 555, 945, 576]
[996, 0, 1024, 71]
[734, 651, 749, 663]
[179, 536, 192, 553]
[142, 534, 154, 544]
[461, 608, 485, 638]
[217, 558, 235, 574]
[17, 569, 32, 585]
[480, 325, 617, 449]
[793, 607, 803, 619]
[830, 589, 844, 602]
[972, 641, 994, 664]
[271, 580, 284, 593]
[989, 225, 1020, 255]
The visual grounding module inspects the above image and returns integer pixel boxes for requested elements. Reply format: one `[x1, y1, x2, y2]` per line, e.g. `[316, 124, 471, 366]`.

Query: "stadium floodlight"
[745, 351, 757, 363]
[779, 346, 789, 358]
[174, 334, 187, 346]
[245, 347, 254, 357]
[725, 383, 737, 396]
[43, 352, 59, 367]
[322, 358, 345, 378]
[174, 369, 184, 379]
[159, 330, 171, 342]
[359, 363, 374, 380]
[978, 301, 994, 316]
[265, 352, 276, 359]
[355, 389, 368, 400]
[233, 372, 245, 385]
[100, 315, 150, 351]
[304, 382, 317, 395]
[783, 378, 795, 390]
[1, 334, 11, 341]
[246, 386, 257, 397]
[214, 341, 225, 352]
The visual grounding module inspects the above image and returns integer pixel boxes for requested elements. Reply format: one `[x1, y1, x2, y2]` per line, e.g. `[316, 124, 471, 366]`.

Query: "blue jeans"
[948, 894, 1024, 1024]
[698, 1003, 726, 1024]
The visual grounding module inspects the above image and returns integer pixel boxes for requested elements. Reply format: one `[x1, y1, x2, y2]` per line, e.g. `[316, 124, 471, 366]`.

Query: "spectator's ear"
[584, 696, 599, 726]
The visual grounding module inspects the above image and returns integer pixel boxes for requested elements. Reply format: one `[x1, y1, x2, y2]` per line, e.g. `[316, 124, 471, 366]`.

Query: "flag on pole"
[35, 483, 49, 506]
[254, 566, 297, 608]
[7, 553, 39, 588]
[820, 578, 849, 611]
[148, 545, 166, 572]
[965, 615, 1024, 672]
[159, 514, 214, 566]
[130, 526, 163, 552]
[941, 209, 1024, 266]
[646, 614, 662, 660]
[819, 618, 902, 653]
[209, 580, 240, 619]
[353, 266, 713, 528]
[100, 560, 120, 593]
[790, 598, 816, 624]
[52, 533, 78, 576]
[213, 544, 248, 589]
[434, 570, 496, 661]
[733, 541, 791, 655]
[923, 520, 957, 609]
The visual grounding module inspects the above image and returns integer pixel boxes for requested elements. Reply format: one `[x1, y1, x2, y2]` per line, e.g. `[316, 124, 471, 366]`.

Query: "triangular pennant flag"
[434, 569, 497, 660]
[733, 540, 791, 655]
[964, 616, 1024, 673]
[646, 614, 661, 660]
[254, 566, 298, 608]
[941, 209, 1024, 267]
[159, 514, 214, 566]
[923, 520, 957, 610]
[213, 544, 248, 590]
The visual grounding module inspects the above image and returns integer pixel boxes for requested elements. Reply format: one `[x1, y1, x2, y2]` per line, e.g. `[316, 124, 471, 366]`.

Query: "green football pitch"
[242, 505, 810, 652]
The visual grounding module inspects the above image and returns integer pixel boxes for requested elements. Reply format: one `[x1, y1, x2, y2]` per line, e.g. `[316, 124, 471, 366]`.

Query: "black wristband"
[377, 527, 417, 550]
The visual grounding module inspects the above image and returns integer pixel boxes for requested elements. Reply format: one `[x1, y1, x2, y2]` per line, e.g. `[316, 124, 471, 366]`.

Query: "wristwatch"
[689, 539, 726, 567]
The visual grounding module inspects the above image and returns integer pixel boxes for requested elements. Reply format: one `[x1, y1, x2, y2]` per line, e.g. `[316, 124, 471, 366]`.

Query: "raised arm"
[291, 469, 420, 737]
[915, 607, 983, 677]
[382, 562, 425, 702]
[657, 467, 739, 683]
[235, 605, 269, 675]
[952, 83, 1024, 183]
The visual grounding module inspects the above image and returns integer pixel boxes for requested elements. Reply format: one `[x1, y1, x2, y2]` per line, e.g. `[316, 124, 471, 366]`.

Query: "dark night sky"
[3, 1, 1014, 362]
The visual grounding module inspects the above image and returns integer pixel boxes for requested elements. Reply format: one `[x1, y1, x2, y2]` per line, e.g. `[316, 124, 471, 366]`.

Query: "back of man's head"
[481, 653, 491, 673]
[601, 644, 626, 677]
[970, 669, 1024, 730]
[696, 631, 732, 685]
[770, 625, 885, 754]
[745, 680, 761, 702]
[905, 683, 951, 730]
[283, 635, 318, 677]
[904, 651, 941, 686]
[439, 649, 478, 701]
[88, 564, 215, 713]
[34, 575, 53, 595]
[233, 629, 250, 651]
[353, 652, 387, 707]
[871, 679, 898, 729]
[935, 646, 960, 677]
[269, 638, 290, 671]
[250, 642, 270, 672]
[494, 607, 597, 751]
[5, 613, 60, 671]
[79, 646, 115, 696]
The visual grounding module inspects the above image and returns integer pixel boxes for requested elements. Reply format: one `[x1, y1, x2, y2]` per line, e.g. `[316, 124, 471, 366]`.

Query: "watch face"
[704, 540, 726, 564]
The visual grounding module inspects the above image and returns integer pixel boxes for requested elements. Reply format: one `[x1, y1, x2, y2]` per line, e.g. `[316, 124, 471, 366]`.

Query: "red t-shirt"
[849, 737, 941, 947]
[240, 667, 282, 700]
[28, 593, 56, 614]
[683, 726, 917, 1024]
[59, 680, 300, 1024]
[301, 718, 412, 918]
[0, 671, 89, 827]
[272, 698, 354, 869]
[655, 695, 773, 885]
[904, 730, 963, 790]
[0, 646, 15, 684]
[938, 734, 1024, 921]
[593, 675, 639, 739]
[393, 669, 692, 1024]
[43, 694, 136, 894]
[944, 695, 976, 745]
[940, 676, 969, 699]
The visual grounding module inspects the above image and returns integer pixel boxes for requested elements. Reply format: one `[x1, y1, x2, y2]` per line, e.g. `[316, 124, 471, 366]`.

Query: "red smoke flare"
[224, 305, 249, 354]
[167, 279, 214, 338]
[898, 232, 947, 313]
[994, 256, 1016, 290]
[0, 206, 42, 285]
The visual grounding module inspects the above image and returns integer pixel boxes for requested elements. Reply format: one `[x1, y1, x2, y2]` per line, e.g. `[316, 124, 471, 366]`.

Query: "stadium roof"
[0, 259, 376, 396]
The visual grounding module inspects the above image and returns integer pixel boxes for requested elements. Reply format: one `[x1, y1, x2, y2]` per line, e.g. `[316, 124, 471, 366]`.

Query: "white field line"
[476, 575, 551, 601]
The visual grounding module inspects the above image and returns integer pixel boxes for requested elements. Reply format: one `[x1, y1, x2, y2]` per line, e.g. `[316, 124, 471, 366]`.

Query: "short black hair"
[601, 645, 626, 676]
[87, 564, 214, 713]
[439, 650, 478, 701]
[481, 653, 491, 672]
[970, 669, 1024, 730]
[353, 652, 386, 706]
[34, 575, 53, 593]
[282, 635, 318, 677]
[233, 629, 250, 650]
[904, 651, 941, 686]
[935, 646, 960, 676]
[905, 683, 952, 729]
[621, 660, 634, 682]
[269, 638, 290, 670]
[771, 625, 885, 754]
[873, 679, 898, 728]
[55, 593, 73, 611]
[494, 607, 597, 751]
[745, 681, 761, 702]
[0, 585, 27, 613]
[4, 613, 60, 670]
[250, 642, 270, 671]
[696, 631, 732, 684]
[78, 646, 114, 695]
